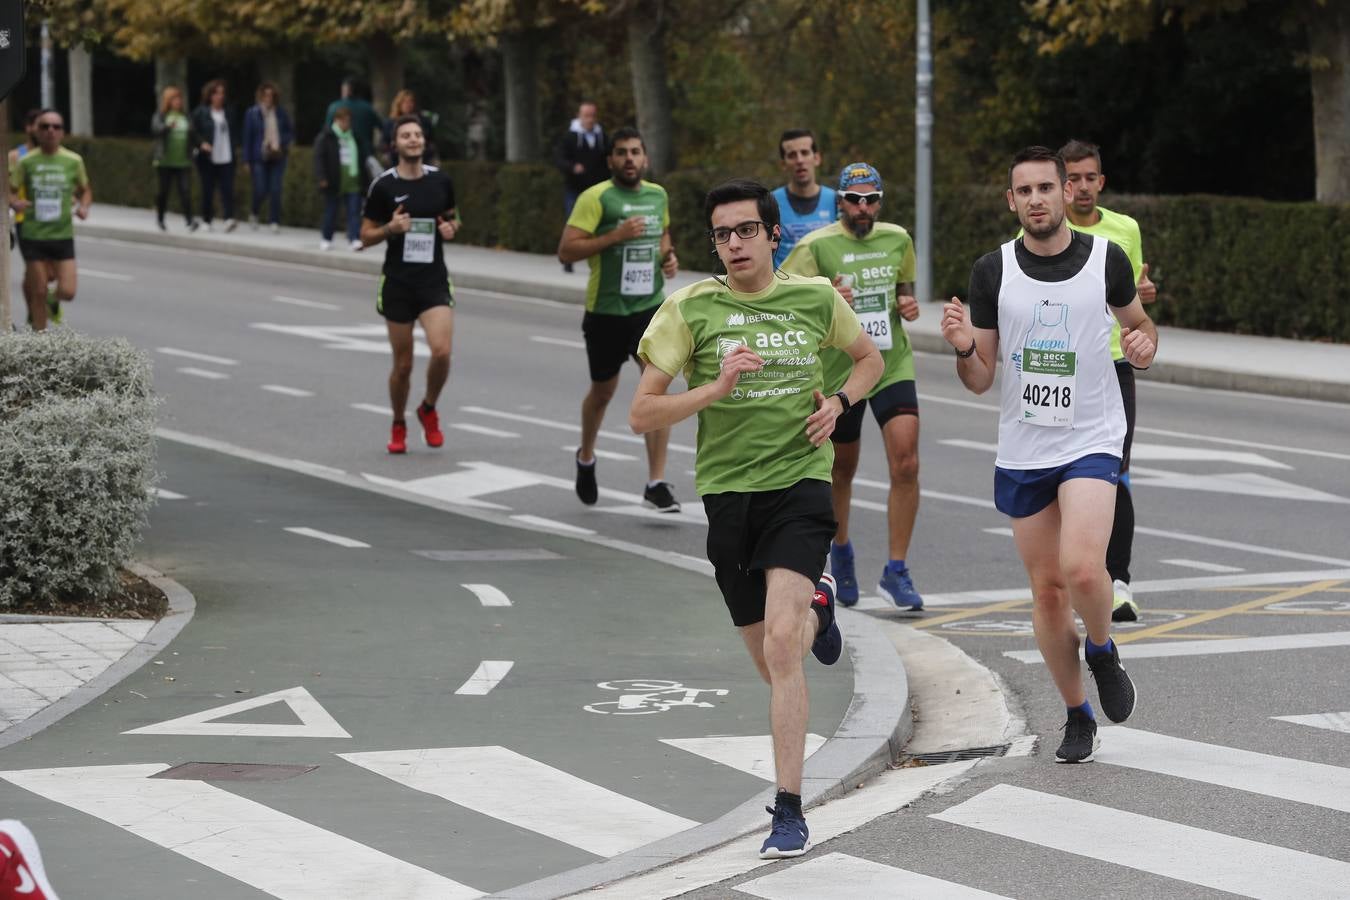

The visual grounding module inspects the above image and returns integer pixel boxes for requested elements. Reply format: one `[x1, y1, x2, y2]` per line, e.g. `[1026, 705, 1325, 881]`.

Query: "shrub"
[496, 163, 565, 254]
[0, 331, 159, 608]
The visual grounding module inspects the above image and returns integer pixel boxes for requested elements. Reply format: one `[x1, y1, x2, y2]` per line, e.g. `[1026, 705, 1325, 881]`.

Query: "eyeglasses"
[841, 191, 882, 206]
[36, 123, 63, 132]
[709, 220, 770, 244]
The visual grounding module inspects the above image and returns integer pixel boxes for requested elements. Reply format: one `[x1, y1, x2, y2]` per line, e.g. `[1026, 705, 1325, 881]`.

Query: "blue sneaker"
[759, 803, 811, 859]
[810, 574, 842, 665]
[829, 542, 859, 607]
[879, 565, 923, 610]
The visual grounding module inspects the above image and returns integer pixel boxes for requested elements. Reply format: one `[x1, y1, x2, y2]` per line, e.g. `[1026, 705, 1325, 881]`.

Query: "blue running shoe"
[810, 574, 842, 665]
[879, 565, 923, 610]
[829, 542, 859, 607]
[759, 803, 811, 859]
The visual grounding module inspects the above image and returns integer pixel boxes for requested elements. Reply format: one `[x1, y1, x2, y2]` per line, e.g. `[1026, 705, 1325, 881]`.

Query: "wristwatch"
[832, 390, 851, 412]
[955, 339, 977, 359]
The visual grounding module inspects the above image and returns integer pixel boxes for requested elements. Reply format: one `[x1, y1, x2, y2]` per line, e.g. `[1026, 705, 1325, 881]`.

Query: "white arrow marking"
[455, 661, 514, 695]
[157, 347, 238, 366]
[1129, 444, 1291, 469]
[252, 322, 428, 356]
[1272, 711, 1350, 734]
[123, 685, 352, 738]
[284, 527, 370, 548]
[661, 734, 826, 782]
[152, 487, 186, 500]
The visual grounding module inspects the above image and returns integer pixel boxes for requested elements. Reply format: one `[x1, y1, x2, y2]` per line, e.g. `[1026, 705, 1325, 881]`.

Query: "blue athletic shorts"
[994, 453, 1121, 519]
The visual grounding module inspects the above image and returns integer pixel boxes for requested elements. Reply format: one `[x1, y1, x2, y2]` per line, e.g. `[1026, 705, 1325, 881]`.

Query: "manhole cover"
[151, 762, 317, 782]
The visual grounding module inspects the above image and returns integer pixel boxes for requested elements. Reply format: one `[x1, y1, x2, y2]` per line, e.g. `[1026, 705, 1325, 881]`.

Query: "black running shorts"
[581, 306, 659, 383]
[18, 237, 75, 263]
[831, 379, 919, 444]
[377, 276, 454, 324]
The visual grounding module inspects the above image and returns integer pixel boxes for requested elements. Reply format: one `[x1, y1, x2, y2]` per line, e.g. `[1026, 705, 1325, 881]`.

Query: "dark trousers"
[155, 166, 193, 224]
[196, 158, 235, 223]
[250, 159, 286, 224]
[320, 192, 362, 242]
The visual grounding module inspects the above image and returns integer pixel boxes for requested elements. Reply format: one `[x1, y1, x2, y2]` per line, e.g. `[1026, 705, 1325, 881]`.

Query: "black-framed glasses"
[841, 191, 882, 206]
[36, 123, 63, 132]
[709, 220, 769, 244]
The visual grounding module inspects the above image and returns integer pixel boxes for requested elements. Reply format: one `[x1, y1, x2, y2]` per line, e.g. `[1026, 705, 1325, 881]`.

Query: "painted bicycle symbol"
[584, 679, 729, 716]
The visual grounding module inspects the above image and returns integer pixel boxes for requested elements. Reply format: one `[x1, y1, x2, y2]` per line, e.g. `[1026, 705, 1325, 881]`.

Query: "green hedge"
[56, 135, 1350, 342]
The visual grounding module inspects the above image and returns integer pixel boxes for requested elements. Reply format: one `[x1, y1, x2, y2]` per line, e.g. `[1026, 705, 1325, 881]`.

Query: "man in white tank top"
[939, 146, 1158, 764]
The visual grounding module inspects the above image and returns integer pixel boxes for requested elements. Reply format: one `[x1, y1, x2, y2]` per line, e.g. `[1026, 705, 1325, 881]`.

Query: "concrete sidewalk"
[80, 203, 1350, 403]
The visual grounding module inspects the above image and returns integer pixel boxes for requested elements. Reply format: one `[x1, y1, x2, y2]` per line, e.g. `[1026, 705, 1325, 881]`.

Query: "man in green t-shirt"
[1060, 139, 1158, 623]
[10, 110, 92, 331]
[632, 178, 882, 860]
[781, 163, 925, 612]
[557, 127, 681, 512]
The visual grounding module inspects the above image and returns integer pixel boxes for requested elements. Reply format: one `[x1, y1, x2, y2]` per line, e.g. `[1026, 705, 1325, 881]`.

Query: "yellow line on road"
[1115, 580, 1344, 644]
[912, 597, 1030, 630]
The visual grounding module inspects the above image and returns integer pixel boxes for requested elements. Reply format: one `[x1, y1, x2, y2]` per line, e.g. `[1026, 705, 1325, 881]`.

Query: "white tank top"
[994, 234, 1125, 470]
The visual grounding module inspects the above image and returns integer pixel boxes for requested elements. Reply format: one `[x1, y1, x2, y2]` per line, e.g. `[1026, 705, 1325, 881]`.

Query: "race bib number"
[34, 190, 61, 223]
[1020, 348, 1076, 427]
[402, 219, 435, 264]
[621, 244, 656, 297]
[853, 287, 892, 350]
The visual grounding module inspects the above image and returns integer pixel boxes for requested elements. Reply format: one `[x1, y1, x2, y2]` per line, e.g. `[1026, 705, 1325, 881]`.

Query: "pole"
[915, 0, 933, 305]
[40, 22, 52, 110]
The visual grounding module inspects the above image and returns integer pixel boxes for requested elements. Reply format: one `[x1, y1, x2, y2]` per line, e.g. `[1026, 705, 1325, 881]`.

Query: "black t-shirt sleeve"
[1104, 241, 1136, 308]
[967, 250, 1003, 329]
[363, 177, 391, 223]
[442, 174, 457, 216]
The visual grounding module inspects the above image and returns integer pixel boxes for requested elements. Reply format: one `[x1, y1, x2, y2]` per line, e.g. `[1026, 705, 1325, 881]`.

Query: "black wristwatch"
[955, 339, 977, 359]
[832, 390, 851, 412]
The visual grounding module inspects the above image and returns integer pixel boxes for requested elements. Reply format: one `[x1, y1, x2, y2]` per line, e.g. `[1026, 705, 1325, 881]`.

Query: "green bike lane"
[0, 440, 861, 899]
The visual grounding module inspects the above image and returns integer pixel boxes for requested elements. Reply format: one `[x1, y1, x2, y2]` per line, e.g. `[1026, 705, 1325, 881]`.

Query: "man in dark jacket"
[552, 101, 607, 272]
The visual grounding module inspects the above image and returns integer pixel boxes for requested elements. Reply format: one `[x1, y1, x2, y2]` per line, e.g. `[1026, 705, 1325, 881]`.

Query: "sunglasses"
[36, 123, 63, 131]
[841, 191, 882, 206]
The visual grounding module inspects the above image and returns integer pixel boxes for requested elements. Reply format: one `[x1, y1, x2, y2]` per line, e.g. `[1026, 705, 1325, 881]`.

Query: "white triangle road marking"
[1272, 710, 1350, 735]
[454, 661, 513, 696]
[661, 734, 827, 782]
[122, 686, 352, 738]
[736, 852, 1013, 899]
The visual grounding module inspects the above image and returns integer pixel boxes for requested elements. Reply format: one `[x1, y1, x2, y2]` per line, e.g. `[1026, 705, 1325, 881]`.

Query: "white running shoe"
[1111, 579, 1139, 622]
[350, 239, 363, 251]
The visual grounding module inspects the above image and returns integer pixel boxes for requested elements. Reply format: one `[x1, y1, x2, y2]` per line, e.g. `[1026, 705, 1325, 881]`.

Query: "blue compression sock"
[1084, 636, 1114, 657]
[1069, 700, 1096, 721]
[887, 559, 907, 573]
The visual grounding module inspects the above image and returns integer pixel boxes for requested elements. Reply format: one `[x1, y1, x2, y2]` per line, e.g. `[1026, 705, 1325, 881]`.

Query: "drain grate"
[152, 762, 317, 782]
[906, 744, 1011, 765]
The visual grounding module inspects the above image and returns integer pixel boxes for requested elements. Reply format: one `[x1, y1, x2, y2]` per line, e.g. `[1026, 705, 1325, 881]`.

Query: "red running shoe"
[416, 403, 444, 448]
[388, 421, 408, 454]
[0, 819, 60, 899]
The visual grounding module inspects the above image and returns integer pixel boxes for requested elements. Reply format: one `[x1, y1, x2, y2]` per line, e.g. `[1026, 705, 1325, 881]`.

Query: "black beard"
[1022, 209, 1064, 238]
[612, 169, 642, 188]
[844, 214, 874, 238]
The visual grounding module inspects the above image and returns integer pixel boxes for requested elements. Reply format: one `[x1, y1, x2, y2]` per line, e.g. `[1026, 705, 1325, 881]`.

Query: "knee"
[390, 357, 414, 380]
[887, 449, 919, 484]
[831, 448, 859, 480]
[1064, 559, 1105, 596]
[587, 382, 617, 406]
[761, 622, 802, 675]
[429, 346, 451, 366]
[1030, 576, 1069, 611]
[55, 286, 75, 302]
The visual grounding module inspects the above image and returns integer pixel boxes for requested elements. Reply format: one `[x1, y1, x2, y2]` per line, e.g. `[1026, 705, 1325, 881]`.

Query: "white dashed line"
[509, 514, 596, 535]
[462, 584, 512, 607]
[566, 446, 638, 462]
[351, 403, 390, 415]
[80, 268, 134, 281]
[272, 295, 342, 310]
[177, 367, 230, 380]
[450, 423, 520, 439]
[1159, 558, 1244, 573]
[530, 335, 586, 349]
[261, 385, 315, 398]
[283, 527, 370, 548]
[159, 347, 238, 366]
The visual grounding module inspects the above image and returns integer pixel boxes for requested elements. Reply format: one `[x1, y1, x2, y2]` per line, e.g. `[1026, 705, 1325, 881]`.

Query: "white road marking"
[917, 392, 998, 413]
[454, 661, 514, 695]
[462, 584, 512, 607]
[152, 487, 186, 500]
[0, 764, 477, 899]
[177, 366, 230, 380]
[1272, 711, 1350, 735]
[1136, 424, 1350, 463]
[253, 323, 427, 356]
[983, 527, 1014, 537]
[931, 784, 1350, 899]
[338, 746, 698, 857]
[283, 526, 370, 549]
[1129, 445, 1291, 469]
[1134, 527, 1350, 567]
[450, 422, 520, 438]
[261, 384, 315, 398]
[1159, 558, 1244, 573]
[736, 852, 1013, 899]
[1096, 727, 1350, 813]
[123, 685, 351, 738]
[922, 488, 996, 510]
[661, 734, 826, 782]
[272, 294, 342, 310]
[1005, 630, 1350, 662]
[80, 267, 134, 281]
[510, 514, 595, 535]
[567, 446, 638, 462]
[157, 346, 238, 366]
[530, 335, 586, 349]
[461, 405, 697, 453]
[351, 402, 389, 415]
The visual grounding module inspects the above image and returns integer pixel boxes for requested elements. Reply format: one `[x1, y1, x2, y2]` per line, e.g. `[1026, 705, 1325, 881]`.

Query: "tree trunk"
[257, 57, 297, 114]
[1308, 1, 1350, 203]
[626, 0, 675, 176]
[67, 45, 94, 136]
[154, 57, 188, 104]
[500, 30, 541, 162]
[367, 33, 403, 118]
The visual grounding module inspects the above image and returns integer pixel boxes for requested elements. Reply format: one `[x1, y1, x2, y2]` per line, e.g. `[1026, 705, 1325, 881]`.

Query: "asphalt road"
[6, 236, 1350, 898]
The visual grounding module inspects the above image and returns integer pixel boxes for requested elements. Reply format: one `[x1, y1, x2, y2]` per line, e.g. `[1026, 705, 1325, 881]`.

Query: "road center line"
[450, 423, 520, 438]
[80, 267, 134, 281]
[261, 384, 315, 398]
[530, 335, 586, 349]
[283, 527, 370, 549]
[272, 295, 342, 310]
[159, 347, 238, 366]
[177, 367, 230, 380]
[461, 405, 697, 454]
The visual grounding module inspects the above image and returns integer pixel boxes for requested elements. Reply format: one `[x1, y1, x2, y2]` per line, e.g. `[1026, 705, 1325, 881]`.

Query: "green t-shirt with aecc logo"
[160, 111, 191, 168]
[567, 179, 670, 316]
[638, 273, 862, 496]
[781, 220, 917, 395]
[17, 147, 89, 242]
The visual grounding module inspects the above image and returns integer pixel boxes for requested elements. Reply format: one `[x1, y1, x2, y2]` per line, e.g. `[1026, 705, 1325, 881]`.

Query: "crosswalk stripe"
[661, 734, 826, 782]
[0, 764, 481, 899]
[1004, 629, 1350, 661]
[1097, 727, 1350, 813]
[735, 852, 1013, 899]
[1273, 710, 1350, 734]
[339, 746, 698, 857]
[931, 784, 1350, 899]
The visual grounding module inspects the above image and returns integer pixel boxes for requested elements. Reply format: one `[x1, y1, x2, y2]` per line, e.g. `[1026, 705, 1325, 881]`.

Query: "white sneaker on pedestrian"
[203, 221, 214, 232]
[319, 240, 332, 251]
[270, 222, 280, 234]
[1111, 579, 1139, 622]
[249, 214, 259, 230]
[224, 218, 238, 232]
[350, 239, 363, 251]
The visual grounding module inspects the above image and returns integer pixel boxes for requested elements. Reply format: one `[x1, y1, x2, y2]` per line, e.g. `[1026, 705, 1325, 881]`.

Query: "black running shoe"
[1086, 640, 1137, 723]
[1055, 707, 1099, 763]
[642, 481, 681, 513]
[575, 451, 598, 505]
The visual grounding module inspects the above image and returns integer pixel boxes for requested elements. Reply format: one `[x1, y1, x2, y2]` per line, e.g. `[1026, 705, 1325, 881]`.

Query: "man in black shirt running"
[361, 115, 460, 454]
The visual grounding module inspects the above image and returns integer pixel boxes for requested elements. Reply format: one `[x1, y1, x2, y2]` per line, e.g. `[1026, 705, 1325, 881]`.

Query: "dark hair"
[200, 78, 227, 105]
[23, 108, 41, 126]
[391, 114, 424, 138]
[35, 108, 63, 124]
[778, 128, 817, 158]
[341, 76, 369, 99]
[255, 81, 280, 105]
[608, 126, 645, 154]
[703, 178, 780, 230]
[1058, 138, 1101, 168]
[1007, 145, 1067, 188]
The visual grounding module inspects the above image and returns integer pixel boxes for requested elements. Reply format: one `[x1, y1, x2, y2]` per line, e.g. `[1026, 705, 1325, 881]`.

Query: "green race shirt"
[17, 148, 89, 242]
[335, 126, 360, 195]
[781, 220, 917, 394]
[160, 112, 191, 168]
[638, 274, 862, 496]
[567, 179, 670, 315]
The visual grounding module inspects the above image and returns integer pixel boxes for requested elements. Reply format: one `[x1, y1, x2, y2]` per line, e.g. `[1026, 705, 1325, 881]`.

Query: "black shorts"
[582, 307, 659, 383]
[1115, 360, 1136, 474]
[702, 479, 837, 627]
[377, 277, 454, 324]
[18, 237, 75, 263]
[831, 379, 919, 444]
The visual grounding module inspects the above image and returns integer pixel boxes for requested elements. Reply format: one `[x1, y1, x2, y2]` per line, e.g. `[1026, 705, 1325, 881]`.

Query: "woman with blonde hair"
[150, 86, 199, 231]
[382, 89, 437, 164]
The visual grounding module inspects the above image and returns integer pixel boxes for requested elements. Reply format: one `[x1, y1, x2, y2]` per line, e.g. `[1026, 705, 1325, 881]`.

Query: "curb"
[0, 563, 196, 752]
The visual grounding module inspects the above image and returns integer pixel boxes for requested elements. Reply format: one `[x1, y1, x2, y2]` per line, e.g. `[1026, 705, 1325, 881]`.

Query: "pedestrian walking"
[191, 79, 238, 232]
[552, 101, 607, 273]
[242, 82, 294, 233]
[631, 178, 881, 858]
[382, 90, 437, 165]
[314, 105, 365, 251]
[150, 86, 199, 232]
[771, 129, 837, 267]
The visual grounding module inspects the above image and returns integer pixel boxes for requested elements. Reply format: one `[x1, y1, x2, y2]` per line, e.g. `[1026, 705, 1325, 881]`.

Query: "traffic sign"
[0, 1, 24, 100]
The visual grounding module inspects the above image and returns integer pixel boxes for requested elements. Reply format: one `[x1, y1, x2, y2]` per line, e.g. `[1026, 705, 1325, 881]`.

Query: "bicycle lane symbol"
[584, 679, 729, 716]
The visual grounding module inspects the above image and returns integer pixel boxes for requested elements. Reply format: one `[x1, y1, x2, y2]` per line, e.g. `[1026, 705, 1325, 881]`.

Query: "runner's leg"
[22, 261, 48, 330]
[880, 414, 920, 560]
[829, 440, 860, 544]
[418, 305, 453, 406]
[1056, 476, 1116, 647]
[635, 359, 669, 481]
[760, 566, 817, 794]
[51, 259, 77, 303]
[1012, 500, 1087, 707]
[579, 375, 619, 462]
[386, 320, 415, 422]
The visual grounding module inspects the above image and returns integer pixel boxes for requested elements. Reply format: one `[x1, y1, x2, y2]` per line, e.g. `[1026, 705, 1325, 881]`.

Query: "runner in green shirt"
[557, 127, 681, 512]
[632, 178, 882, 860]
[11, 110, 92, 331]
[781, 163, 925, 611]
